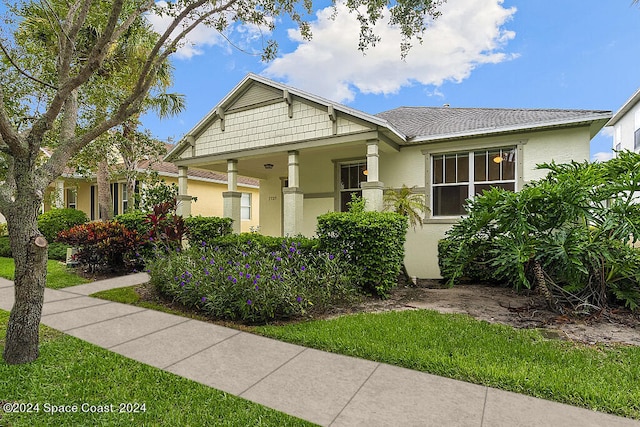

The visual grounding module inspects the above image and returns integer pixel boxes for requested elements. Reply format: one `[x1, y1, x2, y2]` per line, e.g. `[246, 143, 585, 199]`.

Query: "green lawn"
[92, 285, 640, 420]
[255, 310, 640, 419]
[0, 310, 314, 427]
[0, 257, 89, 289]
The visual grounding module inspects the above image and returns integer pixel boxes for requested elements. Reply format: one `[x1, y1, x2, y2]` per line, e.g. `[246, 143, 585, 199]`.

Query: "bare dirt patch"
[339, 281, 640, 347]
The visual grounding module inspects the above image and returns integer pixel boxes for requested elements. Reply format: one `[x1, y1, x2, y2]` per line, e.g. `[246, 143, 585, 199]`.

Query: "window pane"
[341, 190, 361, 212]
[348, 165, 360, 189]
[433, 155, 443, 184]
[433, 185, 468, 216]
[487, 150, 501, 181]
[359, 163, 367, 185]
[474, 151, 486, 181]
[502, 148, 516, 180]
[445, 155, 457, 183]
[340, 165, 349, 190]
[475, 182, 515, 195]
[457, 154, 469, 182]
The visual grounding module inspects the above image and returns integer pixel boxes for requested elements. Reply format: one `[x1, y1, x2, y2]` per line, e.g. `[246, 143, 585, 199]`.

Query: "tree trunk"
[97, 159, 113, 220]
[2, 174, 48, 365]
[532, 259, 561, 313]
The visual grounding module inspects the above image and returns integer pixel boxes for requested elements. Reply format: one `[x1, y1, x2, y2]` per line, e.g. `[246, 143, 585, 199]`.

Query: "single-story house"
[607, 86, 640, 153]
[44, 149, 260, 232]
[166, 73, 611, 278]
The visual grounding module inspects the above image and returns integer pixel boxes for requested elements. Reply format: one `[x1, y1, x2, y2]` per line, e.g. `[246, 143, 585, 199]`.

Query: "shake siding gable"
[186, 100, 372, 158]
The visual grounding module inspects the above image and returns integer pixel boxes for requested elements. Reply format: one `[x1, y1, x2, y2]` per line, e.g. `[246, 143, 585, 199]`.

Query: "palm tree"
[384, 185, 428, 230]
[383, 185, 428, 283]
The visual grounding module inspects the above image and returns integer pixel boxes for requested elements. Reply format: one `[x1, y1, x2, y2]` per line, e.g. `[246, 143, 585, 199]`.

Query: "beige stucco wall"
[275, 126, 592, 279]
[258, 176, 284, 236]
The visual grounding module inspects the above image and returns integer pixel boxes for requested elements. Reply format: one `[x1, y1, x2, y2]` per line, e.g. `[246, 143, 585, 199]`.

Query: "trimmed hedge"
[38, 208, 88, 242]
[211, 232, 317, 252]
[184, 216, 233, 245]
[317, 210, 408, 297]
[115, 210, 151, 236]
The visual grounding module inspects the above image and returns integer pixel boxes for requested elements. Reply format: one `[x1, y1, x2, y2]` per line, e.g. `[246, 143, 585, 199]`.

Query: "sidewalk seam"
[328, 362, 382, 426]
[162, 328, 243, 370]
[106, 318, 193, 350]
[480, 387, 489, 427]
[41, 299, 114, 317]
[237, 346, 309, 397]
[49, 305, 148, 332]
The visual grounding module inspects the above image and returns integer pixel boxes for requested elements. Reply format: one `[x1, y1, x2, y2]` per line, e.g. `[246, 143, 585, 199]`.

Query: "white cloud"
[592, 151, 613, 162]
[146, 3, 272, 59]
[262, 0, 517, 103]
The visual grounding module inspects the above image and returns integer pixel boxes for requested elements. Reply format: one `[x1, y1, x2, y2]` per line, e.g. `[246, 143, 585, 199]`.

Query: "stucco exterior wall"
[612, 101, 640, 152]
[258, 176, 283, 236]
[185, 100, 372, 159]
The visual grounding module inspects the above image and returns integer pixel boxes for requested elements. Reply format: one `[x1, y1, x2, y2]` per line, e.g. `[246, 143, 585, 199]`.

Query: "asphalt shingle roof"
[375, 107, 611, 141]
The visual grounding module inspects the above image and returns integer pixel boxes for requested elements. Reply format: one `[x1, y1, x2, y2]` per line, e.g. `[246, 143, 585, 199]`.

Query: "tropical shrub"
[317, 200, 408, 297]
[47, 242, 71, 261]
[145, 199, 186, 252]
[439, 151, 640, 312]
[184, 216, 233, 245]
[115, 210, 151, 235]
[147, 237, 357, 323]
[37, 208, 88, 242]
[57, 221, 145, 272]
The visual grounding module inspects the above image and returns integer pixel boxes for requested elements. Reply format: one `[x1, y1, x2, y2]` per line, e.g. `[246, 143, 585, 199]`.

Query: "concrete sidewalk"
[1, 275, 639, 426]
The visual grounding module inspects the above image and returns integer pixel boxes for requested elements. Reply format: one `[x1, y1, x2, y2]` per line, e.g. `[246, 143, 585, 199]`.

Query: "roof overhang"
[607, 87, 640, 127]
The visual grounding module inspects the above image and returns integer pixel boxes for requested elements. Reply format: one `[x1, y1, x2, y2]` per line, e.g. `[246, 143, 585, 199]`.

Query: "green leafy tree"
[439, 151, 640, 314]
[0, 0, 445, 365]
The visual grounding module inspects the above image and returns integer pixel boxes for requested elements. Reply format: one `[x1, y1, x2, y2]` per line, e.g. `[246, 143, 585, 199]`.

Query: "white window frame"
[426, 144, 521, 221]
[338, 160, 367, 212]
[241, 192, 251, 220]
[66, 188, 77, 209]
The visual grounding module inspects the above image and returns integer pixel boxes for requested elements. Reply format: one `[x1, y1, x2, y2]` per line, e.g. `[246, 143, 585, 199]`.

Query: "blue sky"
[143, 0, 640, 161]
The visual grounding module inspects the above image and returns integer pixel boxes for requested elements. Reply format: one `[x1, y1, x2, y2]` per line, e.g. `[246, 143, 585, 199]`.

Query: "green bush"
[147, 236, 357, 323]
[48, 242, 71, 261]
[115, 210, 151, 235]
[38, 208, 88, 242]
[211, 232, 317, 252]
[0, 222, 7, 236]
[0, 236, 10, 258]
[317, 210, 408, 297]
[184, 216, 233, 245]
[439, 152, 640, 312]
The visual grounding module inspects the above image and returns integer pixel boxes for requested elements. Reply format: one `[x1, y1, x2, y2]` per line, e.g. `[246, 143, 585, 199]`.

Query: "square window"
[241, 193, 251, 220]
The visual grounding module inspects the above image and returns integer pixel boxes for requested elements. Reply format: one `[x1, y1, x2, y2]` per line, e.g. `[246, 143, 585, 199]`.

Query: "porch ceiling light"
[264, 163, 274, 169]
[363, 169, 368, 176]
[492, 155, 503, 164]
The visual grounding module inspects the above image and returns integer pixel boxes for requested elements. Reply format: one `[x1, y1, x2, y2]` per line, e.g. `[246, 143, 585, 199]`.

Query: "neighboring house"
[166, 73, 611, 278]
[43, 153, 261, 233]
[607, 87, 640, 153]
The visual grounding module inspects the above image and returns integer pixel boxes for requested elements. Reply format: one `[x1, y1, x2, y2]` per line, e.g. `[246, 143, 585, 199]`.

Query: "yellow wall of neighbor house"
[45, 177, 260, 234]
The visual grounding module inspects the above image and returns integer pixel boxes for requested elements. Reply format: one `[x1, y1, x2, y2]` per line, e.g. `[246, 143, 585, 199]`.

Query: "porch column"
[283, 150, 303, 236]
[223, 159, 241, 233]
[54, 179, 65, 208]
[361, 140, 384, 211]
[176, 166, 192, 217]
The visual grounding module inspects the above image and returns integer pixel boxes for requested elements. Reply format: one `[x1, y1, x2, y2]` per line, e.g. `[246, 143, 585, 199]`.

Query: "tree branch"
[0, 85, 25, 157]
[0, 42, 58, 90]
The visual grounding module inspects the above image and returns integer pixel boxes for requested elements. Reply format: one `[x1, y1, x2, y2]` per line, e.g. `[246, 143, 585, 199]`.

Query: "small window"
[241, 193, 251, 220]
[339, 162, 367, 212]
[66, 189, 77, 209]
[634, 128, 640, 151]
[121, 183, 128, 213]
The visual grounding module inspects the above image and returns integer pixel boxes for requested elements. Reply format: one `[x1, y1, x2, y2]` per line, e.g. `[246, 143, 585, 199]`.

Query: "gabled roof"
[376, 107, 612, 143]
[607, 87, 640, 127]
[166, 74, 612, 161]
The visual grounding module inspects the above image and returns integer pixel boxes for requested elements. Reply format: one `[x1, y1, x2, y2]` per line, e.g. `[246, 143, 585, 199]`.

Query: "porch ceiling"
[187, 141, 368, 181]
